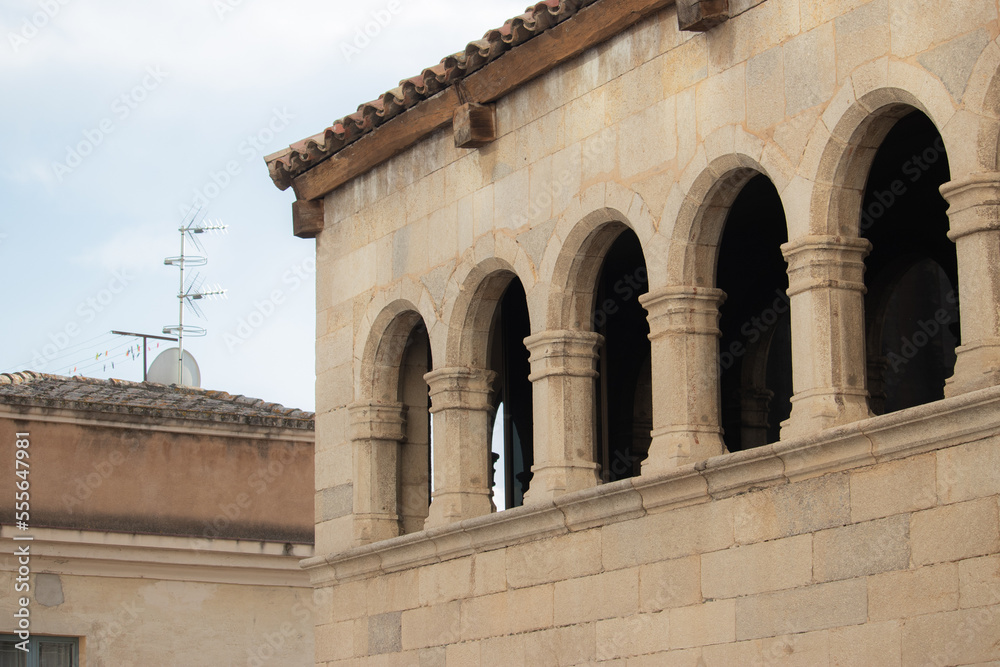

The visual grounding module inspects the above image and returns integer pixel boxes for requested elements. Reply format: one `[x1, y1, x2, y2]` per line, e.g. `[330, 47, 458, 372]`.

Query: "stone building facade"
[0, 372, 316, 666]
[267, 0, 1000, 663]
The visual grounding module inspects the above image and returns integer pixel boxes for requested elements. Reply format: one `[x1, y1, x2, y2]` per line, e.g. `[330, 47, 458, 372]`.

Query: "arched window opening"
[593, 229, 651, 482]
[398, 320, 432, 534]
[487, 278, 533, 510]
[716, 175, 792, 451]
[861, 111, 957, 415]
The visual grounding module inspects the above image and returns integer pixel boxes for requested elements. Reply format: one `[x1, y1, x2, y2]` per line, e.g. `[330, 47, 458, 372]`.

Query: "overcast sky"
[0, 0, 532, 412]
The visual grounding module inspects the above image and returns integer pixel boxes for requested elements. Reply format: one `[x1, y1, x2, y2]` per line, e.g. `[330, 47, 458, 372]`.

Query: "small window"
[0, 636, 79, 667]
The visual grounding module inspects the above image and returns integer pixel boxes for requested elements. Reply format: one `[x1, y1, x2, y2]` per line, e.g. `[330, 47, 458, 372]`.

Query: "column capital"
[780, 235, 870, 297]
[424, 367, 496, 413]
[524, 330, 603, 381]
[639, 285, 727, 310]
[941, 172, 1000, 241]
[347, 401, 407, 442]
[639, 286, 726, 339]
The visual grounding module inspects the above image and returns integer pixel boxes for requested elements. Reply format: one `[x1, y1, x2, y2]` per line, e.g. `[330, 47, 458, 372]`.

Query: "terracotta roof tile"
[265, 0, 600, 190]
[0, 371, 314, 430]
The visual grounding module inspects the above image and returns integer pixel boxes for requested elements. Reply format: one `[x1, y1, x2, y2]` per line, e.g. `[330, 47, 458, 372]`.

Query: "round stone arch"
[538, 183, 657, 331]
[351, 293, 437, 542]
[805, 62, 961, 237]
[354, 280, 441, 398]
[358, 300, 429, 405]
[665, 153, 784, 287]
[444, 231, 538, 367]
[443, 256, 532, 368]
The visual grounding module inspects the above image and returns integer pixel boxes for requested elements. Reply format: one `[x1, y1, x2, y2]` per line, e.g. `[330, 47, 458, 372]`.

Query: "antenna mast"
[163, 209, 228, 385]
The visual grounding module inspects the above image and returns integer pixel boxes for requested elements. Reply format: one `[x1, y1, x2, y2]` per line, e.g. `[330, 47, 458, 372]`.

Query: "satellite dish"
[147, 348, 201, 387]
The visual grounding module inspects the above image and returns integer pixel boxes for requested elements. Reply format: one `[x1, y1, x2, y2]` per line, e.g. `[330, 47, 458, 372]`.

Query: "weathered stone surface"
[829, 620, 902, 667]
[760, 630, 830, 667]
[696, 62, 745, 138]
[958, 554, 1000, 609]
[401, 602, 461, 650]
[937, 436, 1000, 504]
[418, 558, 473, 606]
[784, 24, 837, 116]
[369, 612, 402, 655]
[639, 555, 703, 611]
[813, 515, 910, 582]
[460, 585, 554, 641]
[734, 474, 851, 544]
[834, 0, 890, 83]
[506, 530, 602, 588]
[329, 580, 369, 623]
[746, 46, 784, 131]
[868, 562, 959, 621]
[910, 497, 1000, 566]
[890, 0, 997, 59]
[849, 453, 937, 522]
[369, 570, 420, 615]
[524, 623, 596, 666]
[595, 612, 670, 660]
[702, 534, 813, 598]
[670, 599, 736, 649]
[317, 483, 353, 522]
[918, 29, 990, 102]
[471, 550, 507, 597]
[604, 499, 735, 569]
[735, 578, 868, 640]
[661, 37, 709, 96]
[554, 568, 640, 625]
[901, 606, 1000, 666]
[316, 620, 355, 663]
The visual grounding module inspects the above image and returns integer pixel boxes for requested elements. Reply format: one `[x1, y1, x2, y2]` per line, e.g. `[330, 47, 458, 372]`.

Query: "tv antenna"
[163, 207, 228, 385]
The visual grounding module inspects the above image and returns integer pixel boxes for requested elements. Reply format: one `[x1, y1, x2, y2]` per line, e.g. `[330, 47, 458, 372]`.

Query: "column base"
[780, 388, 871, 439]
[425, 491, 494, 528]
[945, 339, 1000, 397]
[522, 461, 600, 504]
[353, 514, 400, 544]
[643, 426, 726, 474]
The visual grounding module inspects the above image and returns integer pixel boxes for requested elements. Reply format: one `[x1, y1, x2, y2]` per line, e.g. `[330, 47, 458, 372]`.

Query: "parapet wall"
[0, 411, 313, 544]
[307, 387, 1000, 664]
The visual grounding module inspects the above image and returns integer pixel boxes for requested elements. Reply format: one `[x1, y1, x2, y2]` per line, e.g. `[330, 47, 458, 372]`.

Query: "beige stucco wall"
[0, 544, 316, 666]
[0, 410, 313, 543]
[305, 0, 1000, 663]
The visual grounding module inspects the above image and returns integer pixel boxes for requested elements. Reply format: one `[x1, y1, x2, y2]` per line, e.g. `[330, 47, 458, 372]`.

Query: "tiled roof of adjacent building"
[0, 371, 314, 430]
[265, 0, 599, 190]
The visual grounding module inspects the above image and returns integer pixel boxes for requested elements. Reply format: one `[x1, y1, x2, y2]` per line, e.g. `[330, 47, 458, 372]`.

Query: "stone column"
[348, 401, 407, 544]
[780, 236, 872, 438]
[521, 330, 602, 502]
[941, 173, 1000, 395]
[639, 286, 727, 472]
[423, 367, 496, 527]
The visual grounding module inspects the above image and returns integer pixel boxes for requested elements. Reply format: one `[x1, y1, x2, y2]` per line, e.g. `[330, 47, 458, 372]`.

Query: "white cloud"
[1, 158, 57, 189]
[74, 222, 178, 274]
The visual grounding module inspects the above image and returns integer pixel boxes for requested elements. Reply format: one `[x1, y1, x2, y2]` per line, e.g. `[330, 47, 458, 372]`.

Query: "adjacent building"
[0, 371, 316, 666]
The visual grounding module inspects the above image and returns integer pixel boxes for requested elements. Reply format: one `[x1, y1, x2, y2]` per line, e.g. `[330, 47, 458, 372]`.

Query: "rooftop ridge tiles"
[265, 0, 600, 191]
[0, 370, 315, 428]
